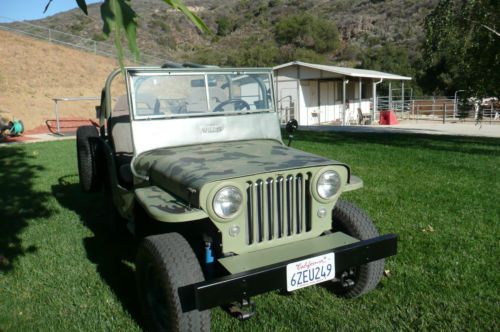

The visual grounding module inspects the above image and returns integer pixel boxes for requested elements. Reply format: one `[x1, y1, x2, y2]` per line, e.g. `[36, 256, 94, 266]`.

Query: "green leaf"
[100, 0, 140, 67]
[162, 0, 211, 34]
[75, 0, 88, 15]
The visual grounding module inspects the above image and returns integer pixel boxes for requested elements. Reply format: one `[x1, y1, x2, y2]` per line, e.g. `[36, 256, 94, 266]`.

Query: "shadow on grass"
[51, 175, 145, 329]
[294, 130, 500, 157]
[0, 146, 51, 272]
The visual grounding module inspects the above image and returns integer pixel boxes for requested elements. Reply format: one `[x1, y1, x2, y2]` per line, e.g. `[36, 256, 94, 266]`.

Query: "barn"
[273, 61, 411, 126]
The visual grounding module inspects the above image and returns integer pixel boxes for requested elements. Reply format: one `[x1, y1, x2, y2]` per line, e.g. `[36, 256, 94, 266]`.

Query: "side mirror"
[286, 119, 298, 134]
[285, 119, 298, 146]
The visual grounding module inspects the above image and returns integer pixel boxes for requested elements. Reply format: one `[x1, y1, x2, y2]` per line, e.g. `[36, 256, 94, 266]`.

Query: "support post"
[443, 104, 446, 124]
[54, 99, 62, 136]
[372, 78, 382, 124]
[388, 82, 392, 110]
[358, 78, 362, 125]
[342, 78, 348, 126]
[401, 81, 405, 119]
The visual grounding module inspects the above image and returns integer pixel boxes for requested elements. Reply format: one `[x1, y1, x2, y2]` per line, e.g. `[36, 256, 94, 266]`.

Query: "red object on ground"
[45, 118, 96, 135]
[379, 111, 399, 125]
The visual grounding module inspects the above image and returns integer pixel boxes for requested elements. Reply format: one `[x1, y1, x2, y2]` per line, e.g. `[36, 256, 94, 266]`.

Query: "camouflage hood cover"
[133, 140, 345, 206]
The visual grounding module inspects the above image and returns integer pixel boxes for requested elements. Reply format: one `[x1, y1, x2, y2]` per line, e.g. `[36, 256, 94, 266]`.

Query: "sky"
[0, 0, 102, 22]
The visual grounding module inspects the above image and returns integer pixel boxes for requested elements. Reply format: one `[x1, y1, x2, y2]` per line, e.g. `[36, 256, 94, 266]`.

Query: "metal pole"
[432, 97, 435, 119]
[54, 99, 62, 135]
[388, 82, 392, 110]
[94, 41, 97, 54]
[491, 103, 493, 124]
[48, 28, 52, 42]
[359, 77, 362, 125]
[401, 81, 405, 119]
[454, 89, 464, 119]
[372, 80, 376, 123]
[373, 78, 382, 124]
[443, 103, 446, 124]
[342, 78, 348, 126]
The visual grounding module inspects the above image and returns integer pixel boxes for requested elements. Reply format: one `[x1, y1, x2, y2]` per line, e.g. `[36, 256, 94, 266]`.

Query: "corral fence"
[378, 96, 500, 124]
[0, 16, 164, 66]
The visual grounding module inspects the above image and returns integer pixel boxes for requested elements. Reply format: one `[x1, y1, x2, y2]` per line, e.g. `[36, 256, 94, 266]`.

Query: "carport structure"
[273, 61, 411, 126]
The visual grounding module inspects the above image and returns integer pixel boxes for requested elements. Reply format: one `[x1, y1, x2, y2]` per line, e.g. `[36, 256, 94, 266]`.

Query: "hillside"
[0, 30, 121, 130]
[26, 0, 438, 67]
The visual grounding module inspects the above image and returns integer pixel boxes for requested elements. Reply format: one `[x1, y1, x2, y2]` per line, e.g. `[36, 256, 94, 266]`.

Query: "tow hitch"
[226, 298, 256, 320]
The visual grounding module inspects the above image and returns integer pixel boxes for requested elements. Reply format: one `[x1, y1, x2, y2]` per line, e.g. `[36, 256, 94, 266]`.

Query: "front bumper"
[180, 233, 397, 312]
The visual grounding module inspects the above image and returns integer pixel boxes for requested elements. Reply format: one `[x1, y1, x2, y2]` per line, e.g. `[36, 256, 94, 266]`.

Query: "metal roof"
[273, 61, 412, 80]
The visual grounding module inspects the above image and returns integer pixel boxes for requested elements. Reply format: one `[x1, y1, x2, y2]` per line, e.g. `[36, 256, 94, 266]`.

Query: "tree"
[422, 0, 500, 97]
[274, 13, 340, 54]
[45, 0, 210, 65]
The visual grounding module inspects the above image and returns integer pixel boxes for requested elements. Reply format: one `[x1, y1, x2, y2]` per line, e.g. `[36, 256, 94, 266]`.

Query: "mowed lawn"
[0, 131, 499, 331]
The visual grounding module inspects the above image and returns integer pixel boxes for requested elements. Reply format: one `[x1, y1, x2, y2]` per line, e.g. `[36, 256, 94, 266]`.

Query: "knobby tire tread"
[136, 233, 210, 332]
[332, 199, 385, 298]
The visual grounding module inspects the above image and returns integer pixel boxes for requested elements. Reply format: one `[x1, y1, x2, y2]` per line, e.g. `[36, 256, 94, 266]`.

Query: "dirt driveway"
[304, 121, 500, 138]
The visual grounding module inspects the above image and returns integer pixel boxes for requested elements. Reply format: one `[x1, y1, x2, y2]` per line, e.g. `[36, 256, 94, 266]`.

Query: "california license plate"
[286, 253, 335, 292]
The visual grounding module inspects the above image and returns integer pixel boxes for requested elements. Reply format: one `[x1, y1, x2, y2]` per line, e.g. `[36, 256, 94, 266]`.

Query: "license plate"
[286, 253, 335, 292]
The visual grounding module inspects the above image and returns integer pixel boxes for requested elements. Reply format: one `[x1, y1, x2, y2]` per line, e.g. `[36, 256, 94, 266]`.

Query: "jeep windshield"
[127, 69, 274, 120]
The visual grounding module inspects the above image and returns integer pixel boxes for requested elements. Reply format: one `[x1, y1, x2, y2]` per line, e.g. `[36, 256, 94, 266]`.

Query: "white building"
[273, 61, 411, 126]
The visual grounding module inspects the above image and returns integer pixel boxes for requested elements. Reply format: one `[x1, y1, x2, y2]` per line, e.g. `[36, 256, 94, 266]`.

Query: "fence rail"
[0, 16, 164, 65]
[378, 96, 500, 124]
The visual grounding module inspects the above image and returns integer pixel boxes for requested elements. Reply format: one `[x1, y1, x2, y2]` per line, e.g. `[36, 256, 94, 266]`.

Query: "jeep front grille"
[245, 173, 311, 245]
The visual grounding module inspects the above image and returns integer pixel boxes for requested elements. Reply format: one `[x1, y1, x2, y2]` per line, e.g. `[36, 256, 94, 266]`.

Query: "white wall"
[275, 66, 376, 125]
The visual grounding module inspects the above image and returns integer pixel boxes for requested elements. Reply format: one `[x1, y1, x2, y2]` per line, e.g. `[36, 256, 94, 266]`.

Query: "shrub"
[274, 13, 340, 53]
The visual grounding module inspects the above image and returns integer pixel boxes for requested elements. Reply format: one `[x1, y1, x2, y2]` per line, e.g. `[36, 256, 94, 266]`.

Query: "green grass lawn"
[0, 131, 499, 331]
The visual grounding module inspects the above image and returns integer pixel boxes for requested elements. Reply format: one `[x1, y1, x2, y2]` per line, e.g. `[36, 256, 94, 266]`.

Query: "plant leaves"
[162, 0, 211, 34]
[95, 0, 210, 67]
[76, 0, 88, 15]
[100, 0, 139, 67]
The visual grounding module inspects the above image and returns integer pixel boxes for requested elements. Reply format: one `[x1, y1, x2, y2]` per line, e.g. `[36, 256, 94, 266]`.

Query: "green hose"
[10, 120, 24, 136]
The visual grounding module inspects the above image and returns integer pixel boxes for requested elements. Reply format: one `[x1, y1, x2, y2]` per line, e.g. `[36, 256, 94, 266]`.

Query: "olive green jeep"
[76, 64, 397, 331]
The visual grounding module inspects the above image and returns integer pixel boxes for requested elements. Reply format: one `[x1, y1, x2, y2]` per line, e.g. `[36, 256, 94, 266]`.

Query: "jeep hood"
[133, 140, 347, 207]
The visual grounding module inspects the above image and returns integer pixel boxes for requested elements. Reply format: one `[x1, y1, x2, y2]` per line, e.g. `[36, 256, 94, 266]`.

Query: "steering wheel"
[213, 99, 251, 112]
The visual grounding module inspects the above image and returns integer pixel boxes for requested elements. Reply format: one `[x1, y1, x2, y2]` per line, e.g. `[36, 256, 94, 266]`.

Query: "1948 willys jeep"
[76, 63, 397, 331]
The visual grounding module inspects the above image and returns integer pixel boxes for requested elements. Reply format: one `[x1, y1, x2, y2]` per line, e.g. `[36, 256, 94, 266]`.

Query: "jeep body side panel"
[135, 186, 208, 222]
[101, 139, 134, 220]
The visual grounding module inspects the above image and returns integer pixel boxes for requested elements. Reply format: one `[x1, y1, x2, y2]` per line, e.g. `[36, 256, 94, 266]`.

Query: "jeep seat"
[108, 95, 133, 187]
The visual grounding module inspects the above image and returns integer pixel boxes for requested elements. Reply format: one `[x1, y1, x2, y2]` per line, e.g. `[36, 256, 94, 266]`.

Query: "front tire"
[136, 233, 210, 332]
[331, 199, 385, 298]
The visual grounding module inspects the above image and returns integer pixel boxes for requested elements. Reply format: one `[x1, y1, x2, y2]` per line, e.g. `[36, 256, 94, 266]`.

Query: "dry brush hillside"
[0, 30, 121, 130]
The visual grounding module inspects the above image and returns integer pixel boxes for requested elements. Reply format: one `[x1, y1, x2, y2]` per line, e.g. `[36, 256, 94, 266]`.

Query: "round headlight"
[317, 171, 341, 199]
[213, 186, 243, 219]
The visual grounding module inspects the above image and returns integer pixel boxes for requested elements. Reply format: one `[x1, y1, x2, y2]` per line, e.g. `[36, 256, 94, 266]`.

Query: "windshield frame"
[125, 67, 275, 121]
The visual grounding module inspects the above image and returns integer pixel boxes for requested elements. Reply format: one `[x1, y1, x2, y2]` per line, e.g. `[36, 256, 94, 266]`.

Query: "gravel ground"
[304, 121, 500, 138]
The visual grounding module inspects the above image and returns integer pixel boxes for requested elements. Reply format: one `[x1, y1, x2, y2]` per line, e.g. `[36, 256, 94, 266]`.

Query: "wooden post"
[443, 103, 446, 124]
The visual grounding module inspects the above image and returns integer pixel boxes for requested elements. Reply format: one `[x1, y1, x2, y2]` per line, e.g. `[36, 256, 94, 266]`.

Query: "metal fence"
[378, 96, 500, 124]
[0, 16, 164, 65]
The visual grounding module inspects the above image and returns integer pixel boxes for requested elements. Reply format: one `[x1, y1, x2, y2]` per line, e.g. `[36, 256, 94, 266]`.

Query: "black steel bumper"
[179, 233, 397, 312]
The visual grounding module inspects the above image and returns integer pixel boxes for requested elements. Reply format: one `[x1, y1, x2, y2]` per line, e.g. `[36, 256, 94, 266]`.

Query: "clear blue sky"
[0, 0, 102, 22]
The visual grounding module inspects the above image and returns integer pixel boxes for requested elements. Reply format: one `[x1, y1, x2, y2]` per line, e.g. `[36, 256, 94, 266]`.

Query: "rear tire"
[331, 199, 384, 298]
[76, 125, 102, 192]
[136, 233, 210, 332]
